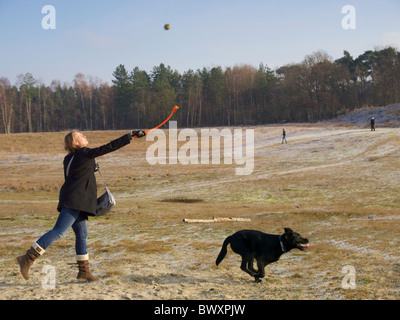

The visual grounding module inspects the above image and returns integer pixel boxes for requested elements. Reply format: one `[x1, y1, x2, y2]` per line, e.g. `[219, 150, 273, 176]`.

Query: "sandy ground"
[1, 105, 400, 300]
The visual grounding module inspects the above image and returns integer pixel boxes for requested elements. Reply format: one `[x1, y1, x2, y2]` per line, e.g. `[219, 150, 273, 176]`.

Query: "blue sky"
[1, 0, 399, 85]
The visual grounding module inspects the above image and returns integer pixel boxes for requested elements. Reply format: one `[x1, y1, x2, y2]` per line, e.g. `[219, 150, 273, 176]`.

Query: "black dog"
[216, 228, 309, 282]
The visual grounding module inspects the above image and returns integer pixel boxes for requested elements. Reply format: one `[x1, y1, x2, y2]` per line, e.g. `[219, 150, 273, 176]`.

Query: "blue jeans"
[36, 208, 87, 255]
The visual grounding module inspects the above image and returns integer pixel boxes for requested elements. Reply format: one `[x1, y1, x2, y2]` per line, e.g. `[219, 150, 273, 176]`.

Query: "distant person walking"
[282, 129, 287, 144]
[370, 117, 375, 131]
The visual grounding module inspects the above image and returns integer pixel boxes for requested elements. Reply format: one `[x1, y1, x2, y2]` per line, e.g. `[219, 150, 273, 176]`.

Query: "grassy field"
[0, 123, 399, 300]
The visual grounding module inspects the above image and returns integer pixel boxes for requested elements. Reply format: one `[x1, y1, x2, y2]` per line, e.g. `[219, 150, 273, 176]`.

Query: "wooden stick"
[183, 217, 251, 223]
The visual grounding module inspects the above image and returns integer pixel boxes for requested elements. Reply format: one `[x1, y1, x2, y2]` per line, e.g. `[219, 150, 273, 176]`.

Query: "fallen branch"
[183, 217, 251, 223]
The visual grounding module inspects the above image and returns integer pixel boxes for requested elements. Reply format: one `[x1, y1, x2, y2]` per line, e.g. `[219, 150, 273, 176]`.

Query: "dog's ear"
[284, 228, 293, 234]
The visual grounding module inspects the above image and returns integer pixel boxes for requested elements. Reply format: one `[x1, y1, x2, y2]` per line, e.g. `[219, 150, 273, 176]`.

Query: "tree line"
[1, 46, 399, 134]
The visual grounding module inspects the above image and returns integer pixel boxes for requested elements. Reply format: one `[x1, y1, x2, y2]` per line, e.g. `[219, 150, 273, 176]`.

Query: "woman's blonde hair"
[64, 130, 79, 153]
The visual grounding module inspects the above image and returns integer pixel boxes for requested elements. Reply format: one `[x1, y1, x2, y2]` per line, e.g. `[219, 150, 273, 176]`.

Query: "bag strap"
[96, 163, 110, 192]
[66, 154, 75, 177]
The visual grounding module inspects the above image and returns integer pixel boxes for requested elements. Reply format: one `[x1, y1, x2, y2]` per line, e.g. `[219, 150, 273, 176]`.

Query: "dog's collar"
[279, 235, 287, 253]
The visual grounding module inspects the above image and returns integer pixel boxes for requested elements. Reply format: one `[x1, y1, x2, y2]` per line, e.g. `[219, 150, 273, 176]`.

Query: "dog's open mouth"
[297, 242, 310, 250]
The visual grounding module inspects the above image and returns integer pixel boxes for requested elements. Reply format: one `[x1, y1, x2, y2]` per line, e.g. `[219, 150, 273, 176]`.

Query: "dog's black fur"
[216, 228, 309, 282]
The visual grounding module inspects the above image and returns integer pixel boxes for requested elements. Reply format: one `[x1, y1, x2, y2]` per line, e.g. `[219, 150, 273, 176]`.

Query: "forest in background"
[0, 46, 399, 134]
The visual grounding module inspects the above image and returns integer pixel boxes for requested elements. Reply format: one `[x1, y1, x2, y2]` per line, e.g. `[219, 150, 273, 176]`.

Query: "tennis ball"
[164, 24, 170, 30]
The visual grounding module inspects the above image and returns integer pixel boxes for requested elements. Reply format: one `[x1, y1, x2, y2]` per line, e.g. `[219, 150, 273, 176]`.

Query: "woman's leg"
[36, 208, 81, 250]
[71, 215, 100, 282]
[17, 208, 80, 280]
[71, 214, 88, 256]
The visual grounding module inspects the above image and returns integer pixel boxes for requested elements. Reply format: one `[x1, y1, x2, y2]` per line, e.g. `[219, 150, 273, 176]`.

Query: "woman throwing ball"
[16, 129, 145, 282]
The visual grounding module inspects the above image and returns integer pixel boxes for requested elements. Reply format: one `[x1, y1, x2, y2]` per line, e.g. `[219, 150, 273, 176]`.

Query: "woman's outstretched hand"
[131, 130, 146, 138]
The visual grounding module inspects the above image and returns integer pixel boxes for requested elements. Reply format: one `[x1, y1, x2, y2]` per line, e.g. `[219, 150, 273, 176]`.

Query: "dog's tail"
[216, 236, 231, 266]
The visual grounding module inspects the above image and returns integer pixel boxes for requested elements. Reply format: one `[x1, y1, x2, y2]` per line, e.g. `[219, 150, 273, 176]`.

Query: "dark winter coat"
[57, 133, 132, 216]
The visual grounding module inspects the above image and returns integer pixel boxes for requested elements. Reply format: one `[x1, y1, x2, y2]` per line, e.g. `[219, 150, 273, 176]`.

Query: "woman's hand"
[131, 130, 146, 138]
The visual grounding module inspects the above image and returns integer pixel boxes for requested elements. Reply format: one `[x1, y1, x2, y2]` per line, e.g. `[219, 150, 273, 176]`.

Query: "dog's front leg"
[240, 256, 257, 277]
[254, 260, 266, 283]
[247, 257, 257, 273]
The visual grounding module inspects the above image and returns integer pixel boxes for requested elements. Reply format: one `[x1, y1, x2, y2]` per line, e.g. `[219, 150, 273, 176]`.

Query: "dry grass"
[0, 125, 399, 300]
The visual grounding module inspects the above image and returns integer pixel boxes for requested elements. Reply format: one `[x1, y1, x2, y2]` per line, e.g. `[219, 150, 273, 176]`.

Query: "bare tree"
[0, 77, 14, 134]
[18, 73, 36, 132]
[73, 73, 89, 129]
